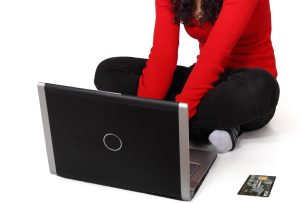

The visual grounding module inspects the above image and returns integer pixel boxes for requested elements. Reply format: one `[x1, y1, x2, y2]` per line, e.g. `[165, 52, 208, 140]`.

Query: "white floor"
[1, 1, 300, 202]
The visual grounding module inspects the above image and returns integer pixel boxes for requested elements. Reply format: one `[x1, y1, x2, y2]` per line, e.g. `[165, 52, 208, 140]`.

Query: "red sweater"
[137, 0, 277, 119]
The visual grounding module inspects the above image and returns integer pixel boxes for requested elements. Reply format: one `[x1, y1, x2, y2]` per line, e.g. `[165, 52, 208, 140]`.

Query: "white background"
[0, 0, 299, 202]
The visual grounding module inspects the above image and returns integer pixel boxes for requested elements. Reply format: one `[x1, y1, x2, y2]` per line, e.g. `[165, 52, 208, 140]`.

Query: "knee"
[94, 57, 119, 90]
[245, 68, 280, 109]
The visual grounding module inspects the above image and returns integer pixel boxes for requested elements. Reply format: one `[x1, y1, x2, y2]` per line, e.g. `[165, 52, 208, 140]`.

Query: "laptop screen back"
[41, 83, 184, 199]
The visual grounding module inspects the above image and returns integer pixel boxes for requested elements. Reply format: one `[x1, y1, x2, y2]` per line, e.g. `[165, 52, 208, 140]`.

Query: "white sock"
[208, 130, 233, 153]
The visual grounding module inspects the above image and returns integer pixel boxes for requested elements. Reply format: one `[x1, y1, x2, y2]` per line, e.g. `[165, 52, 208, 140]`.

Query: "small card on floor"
[238, 175, 276, 197]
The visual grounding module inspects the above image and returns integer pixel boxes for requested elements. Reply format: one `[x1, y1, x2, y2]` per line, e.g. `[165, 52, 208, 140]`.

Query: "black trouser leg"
[94, 56, 280, 140]
[188, 66, 280, 137]
[94, 56, 147, 96]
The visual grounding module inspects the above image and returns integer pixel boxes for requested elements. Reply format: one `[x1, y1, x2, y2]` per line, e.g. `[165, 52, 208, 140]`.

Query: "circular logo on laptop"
[103, 133, 122, 152]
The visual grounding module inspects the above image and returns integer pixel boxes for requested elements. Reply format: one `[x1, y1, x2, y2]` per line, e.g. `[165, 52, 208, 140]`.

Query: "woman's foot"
[208, 126, 241, 153]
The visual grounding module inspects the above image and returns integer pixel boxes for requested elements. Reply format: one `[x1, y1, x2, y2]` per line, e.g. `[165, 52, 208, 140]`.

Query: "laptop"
[37, 82, 217, 201]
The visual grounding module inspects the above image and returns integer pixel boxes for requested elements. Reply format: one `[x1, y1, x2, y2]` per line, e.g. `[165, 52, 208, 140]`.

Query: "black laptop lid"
[43, 83, 182, 199]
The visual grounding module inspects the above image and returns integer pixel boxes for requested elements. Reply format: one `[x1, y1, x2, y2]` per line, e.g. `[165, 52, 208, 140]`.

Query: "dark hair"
[171, 0, 223, 27]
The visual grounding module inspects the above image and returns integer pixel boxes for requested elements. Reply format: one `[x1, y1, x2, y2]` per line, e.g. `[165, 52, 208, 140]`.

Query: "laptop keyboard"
[190, 162, 201, 177]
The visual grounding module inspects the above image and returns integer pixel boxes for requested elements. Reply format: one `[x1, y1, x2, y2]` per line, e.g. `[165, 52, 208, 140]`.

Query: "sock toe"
[208, 130, 233, 153]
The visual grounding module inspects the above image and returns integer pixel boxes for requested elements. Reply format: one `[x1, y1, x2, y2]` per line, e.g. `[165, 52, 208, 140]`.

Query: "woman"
[94, 0, 280, 153]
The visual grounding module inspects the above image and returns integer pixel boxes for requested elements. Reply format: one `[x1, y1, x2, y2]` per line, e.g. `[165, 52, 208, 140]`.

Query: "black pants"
[94, 56, 280, 140]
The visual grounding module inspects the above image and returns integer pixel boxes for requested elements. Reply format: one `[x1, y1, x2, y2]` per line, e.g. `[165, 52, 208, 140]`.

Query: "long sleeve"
[175, 0, 259, 119]
[137, 0, 180, 99]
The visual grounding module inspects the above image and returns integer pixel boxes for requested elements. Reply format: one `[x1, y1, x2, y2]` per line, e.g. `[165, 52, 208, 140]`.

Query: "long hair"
[171, 0, 223, 27]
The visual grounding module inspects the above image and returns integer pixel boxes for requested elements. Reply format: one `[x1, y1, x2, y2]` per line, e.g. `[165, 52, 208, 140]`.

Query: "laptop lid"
[37, 82, 190, 200]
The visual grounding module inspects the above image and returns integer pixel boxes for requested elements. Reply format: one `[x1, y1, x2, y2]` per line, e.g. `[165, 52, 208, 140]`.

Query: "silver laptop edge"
[38, 82, 57, 175]
[178, 103, 191, 201]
